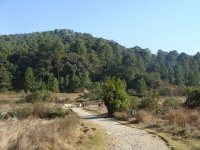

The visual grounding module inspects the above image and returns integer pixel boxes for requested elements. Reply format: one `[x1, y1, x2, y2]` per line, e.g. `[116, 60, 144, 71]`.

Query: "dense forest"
[0, 29, 200, 93]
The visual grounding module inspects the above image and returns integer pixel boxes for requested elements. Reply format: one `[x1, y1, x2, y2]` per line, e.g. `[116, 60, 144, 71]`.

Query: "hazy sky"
[0, 0, 200, 55]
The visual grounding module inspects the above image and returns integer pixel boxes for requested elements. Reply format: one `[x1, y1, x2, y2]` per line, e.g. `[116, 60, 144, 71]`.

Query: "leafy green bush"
[159, 86, 173, 96]
[185, 87, 200, 108]
[139, 97, 159, 111]
[129, 96, 141, 109]
[101, 78, 130, 116]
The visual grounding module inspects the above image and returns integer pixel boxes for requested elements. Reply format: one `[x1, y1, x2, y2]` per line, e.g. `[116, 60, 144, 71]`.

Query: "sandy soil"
[71, 108, 171, 150]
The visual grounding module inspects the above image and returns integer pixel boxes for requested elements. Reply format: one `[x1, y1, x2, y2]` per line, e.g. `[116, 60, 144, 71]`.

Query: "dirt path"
[71, 108, 171, 150]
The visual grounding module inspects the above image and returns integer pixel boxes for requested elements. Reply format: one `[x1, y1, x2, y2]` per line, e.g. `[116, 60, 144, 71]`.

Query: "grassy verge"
[159, 133, 200, 150]
[79, 125, 106, 150]
[119, 121, 200, 150]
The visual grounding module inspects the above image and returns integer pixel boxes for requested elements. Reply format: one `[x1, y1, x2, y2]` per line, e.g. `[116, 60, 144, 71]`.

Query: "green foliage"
[49, 77, 59, 92]
[136, 78, 147, 97]
[69, 74, 80, 91]
[1, 29, 200, 93]
[101, 78, 130, 116]
[140, 97, 159, 111]
[185, 87, 200, 108]
[129, 96, 141, 109]
[0, 65, 12, 92]
[25, 67, 37, 92]
[80, 72, 92, 88]
[163, 97, 183, 109]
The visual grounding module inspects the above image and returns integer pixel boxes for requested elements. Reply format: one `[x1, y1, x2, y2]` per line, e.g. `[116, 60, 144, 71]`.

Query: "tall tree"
[25, 67, 36, 92]
[101, 78, 130, 116]
[0, 65, 12, 91]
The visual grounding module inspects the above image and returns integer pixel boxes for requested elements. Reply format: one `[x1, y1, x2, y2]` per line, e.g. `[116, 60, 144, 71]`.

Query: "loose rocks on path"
[71, 108, 171, 150]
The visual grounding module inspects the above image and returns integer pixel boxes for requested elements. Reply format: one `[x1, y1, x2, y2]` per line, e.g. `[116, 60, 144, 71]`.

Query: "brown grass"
[0, 92, 106, 150]
[53, 93, 81, 103]
[135, 110, 154, 123]
[0, 112, 80, 150]
[113, 112, 128, 121]
[164, 108, 200, 127]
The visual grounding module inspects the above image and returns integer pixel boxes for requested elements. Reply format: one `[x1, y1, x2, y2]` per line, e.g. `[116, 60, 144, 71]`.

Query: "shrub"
[113, 112, 128, 121]
[5, 103, 67, 120]
[163, 97, 183, 110]
[32, 103, 67, 119]
[164, 108, 199, 127]
[135, 110, 153, 123]
[159, 85, 184, 96]
[25, 91, 52, 103]
[159, 86, 173, 96]
[8, 106, 32, 119]
[57, 113, 80, 136]
[101, 78, 130, 116]
[7, 113, 80, 150]
[129, 96, 141, 109]
[140, 97, 159, 112]
[185, 87, 200, 108]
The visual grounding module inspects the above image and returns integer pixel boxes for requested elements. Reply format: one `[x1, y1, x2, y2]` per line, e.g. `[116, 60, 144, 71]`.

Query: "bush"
[135, 110, 153, 123]
[185, 87, 200, 108]
[159, 85, 184, 96]
[139, 97, 159, 111]
[101, 78, 130, 116]
[159, 86, 173, 96]
[25, 91, 52, 103]
[32, 103, 67, 119]
[164, 108, 200, 127]
[163, 97, 183, 110]
[129, 96, 141, 110]
[7, 112, 80, 150]
[5, 103, 67, 120]
[8, 106, 32, 119]
[57, 113, 80, 135]
[113, 112, 128, 121]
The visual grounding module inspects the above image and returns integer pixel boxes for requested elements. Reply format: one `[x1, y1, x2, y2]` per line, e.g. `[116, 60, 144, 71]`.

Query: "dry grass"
[135, 110, 154, 123]
[113, 112, 128, 121]
[164, 107, 200, 127]
[0, 92, 106, 150]
[80, 128, 105, 150]
[53, 93, 81, 103]
[0, 112, 80, 150]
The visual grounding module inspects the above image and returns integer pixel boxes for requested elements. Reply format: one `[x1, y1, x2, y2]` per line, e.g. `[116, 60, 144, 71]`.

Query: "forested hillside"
[0, 29, 199, 92]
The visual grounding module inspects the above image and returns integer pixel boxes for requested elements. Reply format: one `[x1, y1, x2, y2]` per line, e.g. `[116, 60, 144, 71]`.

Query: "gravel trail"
[71, 108, 171, 150]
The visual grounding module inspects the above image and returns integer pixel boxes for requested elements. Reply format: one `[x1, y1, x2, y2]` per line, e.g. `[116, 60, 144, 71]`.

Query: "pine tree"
[50, 77, 59, 92]
[0, 65, 12, 92]
[70, 74, 80, 91]
[25, 67, 36, 92]
[136, 78, 147, 96]
[80, 72, 91, 88]
[102, 78, 130, 116]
